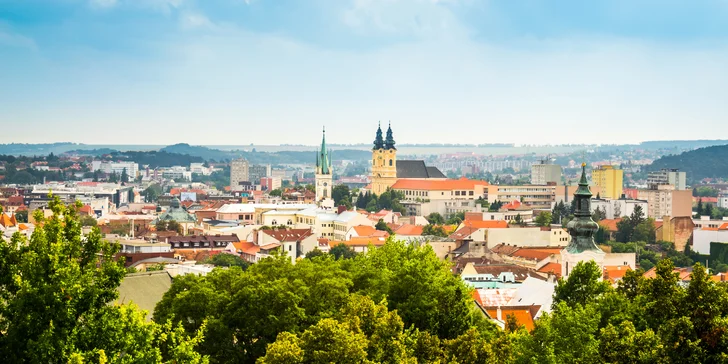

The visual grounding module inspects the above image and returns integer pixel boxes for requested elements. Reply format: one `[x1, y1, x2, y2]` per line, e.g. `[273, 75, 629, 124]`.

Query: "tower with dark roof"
[315, 127, 333, 203]
[371, 121, 398, 195]
[561, 162, 605, 277]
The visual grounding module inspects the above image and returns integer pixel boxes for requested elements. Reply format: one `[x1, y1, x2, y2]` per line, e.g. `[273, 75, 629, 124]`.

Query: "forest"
[646, 144, 728, 183]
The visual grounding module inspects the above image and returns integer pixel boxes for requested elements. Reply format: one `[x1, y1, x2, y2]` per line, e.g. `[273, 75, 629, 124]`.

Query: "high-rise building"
[249, 164, 271, 184]
[591, 165, 623, 199]
[315, 128, 333, 202]
[647, 168, 687, 190]
[531, 162, 562, 185]
[230, 158, 249, 190]
[637, 185, 693, 219]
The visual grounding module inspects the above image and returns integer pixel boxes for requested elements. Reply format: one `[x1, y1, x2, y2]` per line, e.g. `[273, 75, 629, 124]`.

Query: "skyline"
[2, 0, 728, 145]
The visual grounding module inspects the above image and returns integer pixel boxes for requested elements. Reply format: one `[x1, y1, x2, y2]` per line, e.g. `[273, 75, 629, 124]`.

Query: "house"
[254, 228, 317, 264]
[328, 236, 388, 253]
[345, 225, 389, 240]
[333, 211, 373, 241]
[167, 234, 240, 250]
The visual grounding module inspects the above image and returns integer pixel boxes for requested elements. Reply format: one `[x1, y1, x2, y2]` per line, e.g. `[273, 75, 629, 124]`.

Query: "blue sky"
[1, 0, 727, 145]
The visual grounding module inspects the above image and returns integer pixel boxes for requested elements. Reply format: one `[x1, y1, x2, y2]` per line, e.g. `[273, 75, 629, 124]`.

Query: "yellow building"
[371, 123, 398, 195]
[591, 165, 623, 199]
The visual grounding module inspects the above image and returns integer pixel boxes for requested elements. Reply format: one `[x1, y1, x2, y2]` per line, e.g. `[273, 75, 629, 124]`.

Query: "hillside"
[645, 144, 728, 183]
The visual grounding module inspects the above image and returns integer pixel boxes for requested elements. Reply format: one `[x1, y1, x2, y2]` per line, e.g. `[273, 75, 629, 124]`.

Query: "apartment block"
[591, 165, 623, 199]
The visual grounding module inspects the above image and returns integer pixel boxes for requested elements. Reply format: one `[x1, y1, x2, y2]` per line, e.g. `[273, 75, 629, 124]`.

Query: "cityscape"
[2, 1, 728, 363]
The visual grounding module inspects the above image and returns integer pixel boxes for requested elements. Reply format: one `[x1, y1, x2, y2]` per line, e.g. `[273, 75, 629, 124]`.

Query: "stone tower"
[371, 122, 398, 195]
[315, 127, 333, 203]
[561, 162, 605, 278]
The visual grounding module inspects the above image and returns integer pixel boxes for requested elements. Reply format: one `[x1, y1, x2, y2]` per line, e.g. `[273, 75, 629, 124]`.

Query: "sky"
[1, 0, 727, 146]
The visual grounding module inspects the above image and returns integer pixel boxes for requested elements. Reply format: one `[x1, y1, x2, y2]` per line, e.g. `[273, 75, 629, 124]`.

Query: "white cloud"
[180, 12, 216, 30]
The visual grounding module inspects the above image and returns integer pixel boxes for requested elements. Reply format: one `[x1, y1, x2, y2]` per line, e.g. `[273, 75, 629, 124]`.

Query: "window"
[287, 219, 293, 225]
[289, 245, 292, 252]
[272, 220, 277, 225]
[389, 159, 393, 166]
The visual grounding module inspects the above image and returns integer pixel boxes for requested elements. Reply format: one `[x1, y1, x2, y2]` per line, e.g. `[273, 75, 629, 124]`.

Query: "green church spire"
[565, 163, 602, 254]
[373, 121, 384, 150]
[385, 121, 396, 150]
[316, 127, 331, 175]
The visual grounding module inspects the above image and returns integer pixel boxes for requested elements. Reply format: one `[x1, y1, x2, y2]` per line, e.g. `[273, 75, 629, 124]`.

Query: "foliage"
[156, 220, 183, 234]
[426, 212, 445, 225]
[591, 206, 606, 221]
[646, 144, 728, 184]
[331, 184, 352, 208]
[269, 189, 282, 197]
[79, 214, 98, 227]
[0, 195, 207, 363]
[304, 248, 326, 259]
[204, 253, 251, 270]
[488, 200, 504, 212]
[329, 243, 358, 260]
[375, 218, 393, 234]
[553, 261, 611, 309]
[446, 211, 465, 225]
[14, 209, 28, 223]
[534, 211, 553, 227]
[615, 206, 655, 244]
[143, 183, 163, 203]
[422, 224, 448, 237]
[551, 201, 570, 225]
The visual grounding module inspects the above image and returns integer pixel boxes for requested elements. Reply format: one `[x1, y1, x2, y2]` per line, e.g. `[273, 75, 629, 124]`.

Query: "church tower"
[561, 162, 605, 278]
[315, 127, 333, 203]
[371, 122, 398, 195]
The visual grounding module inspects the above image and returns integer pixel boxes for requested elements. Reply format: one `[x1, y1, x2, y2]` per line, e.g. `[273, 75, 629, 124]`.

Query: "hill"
[645, 144, 728, 184]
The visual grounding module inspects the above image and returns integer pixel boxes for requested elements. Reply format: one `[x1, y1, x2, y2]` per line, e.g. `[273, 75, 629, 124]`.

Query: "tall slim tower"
[371, 122, 398, 195]
[561, 162, 605, 278]
[315, 127, 333, 202]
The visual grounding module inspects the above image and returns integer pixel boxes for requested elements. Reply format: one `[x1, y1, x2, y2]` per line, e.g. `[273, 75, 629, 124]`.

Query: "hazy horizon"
[2, 1, 727, 145]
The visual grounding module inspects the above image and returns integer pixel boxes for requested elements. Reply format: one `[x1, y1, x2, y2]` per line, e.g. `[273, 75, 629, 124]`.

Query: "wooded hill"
[645, 144, 728, 184]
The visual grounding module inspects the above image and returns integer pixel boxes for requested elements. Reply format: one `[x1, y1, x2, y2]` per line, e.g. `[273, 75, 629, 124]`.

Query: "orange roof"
[352, 225, 377, 237]
[472, 290, 484, 307]
[510, 248, 562, 261]
[537, 262, 562, 278]
[643, 267, 692, 281]
[484, 307, 536, 331]
[450, 226, 479, 240]
[393, 224, 423, 236]
[599, 218, 622, 232]
[603, 265, 631, 282]
[18, 223, 29, 231]
[461, 220, 508, 229]
[502, 200, 522, 210]
[391, 177, 488, 191]
[0, 213, 17, 228]
[260, 242, 282, 250]
[720, 223, 728, 230]
[332, 237, 387, 247]
[703, 227, 719, 231]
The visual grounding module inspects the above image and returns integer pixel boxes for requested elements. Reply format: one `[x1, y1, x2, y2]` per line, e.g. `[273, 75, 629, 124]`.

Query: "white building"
[190, 163, 212, 176]
[591, 198, 648, 219]
[647, 169, 687, 190]
[693, 226, 728, 255]
[531, 163, 562, 185]
[719, 192, 728, 209]
[91, 161, 139, 178]
[230, 159, 250, 190]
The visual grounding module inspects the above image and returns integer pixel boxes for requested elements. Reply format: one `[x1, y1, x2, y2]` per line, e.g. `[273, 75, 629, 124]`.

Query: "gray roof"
[115, 271, 172, 321]
[396, 160, 446, 179]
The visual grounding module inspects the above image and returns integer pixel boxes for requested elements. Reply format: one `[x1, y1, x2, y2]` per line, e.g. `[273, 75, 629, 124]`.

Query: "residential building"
[314, 128, 333, 203]
[260, 177, 282, 191]
[591, 165, 623, 199]
[693, 223, 728, 255]
[647, 168, 687, 190]
[230, 158, 250, 190]
[333, 211, 374, 241]
[370, 123, 446, 195]
[113, 240, 173, 267]
[249, 164, 271, 184]
[167, 234, 240, 251]
[91, 161, 139, 178]
[719, 192, 728, 209]
[486, 185, 555, 210]
[553, 184, 603, 205]
[254, 228, 317, 264]
[393, 178, 488, 216]
[189, 162, 212, 175]
[591, 198, 648, 219]
[153, 198, 198, 234]
[637, 186, 693, 219]
[531, 162, 562, 185]
[161, 166, 192, 181]
[28, 182, 132, 208]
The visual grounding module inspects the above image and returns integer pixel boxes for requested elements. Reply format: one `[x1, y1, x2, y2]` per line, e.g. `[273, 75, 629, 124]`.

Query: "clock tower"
[371, 122, 398, 195]
[315, 127, 333, 203]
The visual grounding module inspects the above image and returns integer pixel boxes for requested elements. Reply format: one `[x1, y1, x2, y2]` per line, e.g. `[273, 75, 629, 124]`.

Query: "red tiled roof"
[490, 243, 521, 256]
[0, 213, 17, 228]
[484, 306, 537, 331]
[461, 220, 509, 229]
[510, 248, 562, 261]
[599, 218, 622, 232]
[450, 226, 479, 240]
[643, 266, 692, 281]
[537, 262, 562, 278]
[393, 224, 423, 236]
[720, 223, 728, 230]
[331, 237, 387, 247]
[260, 242, 282, 250]
[352, 225, 377, 237]
[391, 177, 488, 191]
[603, 265, 631, 282]
[502, 200, 522, 210]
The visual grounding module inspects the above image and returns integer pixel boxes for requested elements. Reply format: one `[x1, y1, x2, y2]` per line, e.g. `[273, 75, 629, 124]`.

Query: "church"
[314, 127, 333, 204]
[369, 122, 446, 195]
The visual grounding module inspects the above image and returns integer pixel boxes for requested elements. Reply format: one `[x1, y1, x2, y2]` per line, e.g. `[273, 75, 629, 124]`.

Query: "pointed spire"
[373, 121, 384, 150]
[318, 127, 330, 175]
[565, 161, 602, 254]
[385, 121, 396, 150]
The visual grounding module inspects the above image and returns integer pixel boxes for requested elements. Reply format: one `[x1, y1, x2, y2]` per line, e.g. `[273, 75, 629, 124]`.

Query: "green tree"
[426, 212, 446, 225]
[14, 209, 28, 223]
[121, 167, 129, 183]
[422, 224, 448, 237]
[375, 218, 393, 234]
[329, 243, 357, 260]
[205, 253, 250, 269]
[553, 260, 611, 309]
[0, 196, 206, 363]
[304, 248, 326, 259]
[488, 200, 503, 212]
[534, 211, 553, 227]
[79, 214, 98, 227]
[143, 183, 163, 203]
[269, 189, 283, 197]
[446, 211, 465, 225]
[331, 184, 351, 207]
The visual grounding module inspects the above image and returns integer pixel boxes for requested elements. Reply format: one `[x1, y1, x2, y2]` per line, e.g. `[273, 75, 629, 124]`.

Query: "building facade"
[591, 165, 623, 199]
[91, 161, 139, 178]
[647, 169, 687, 190]
[486, 185, 555, 210]
[315, 128, 333, 202]
[230, 158, 250, 190]
[249, 164, 271, 184]
[371, 123, 398, 195]
[531, 163, 562, 185]
[637, 186, 693, 219]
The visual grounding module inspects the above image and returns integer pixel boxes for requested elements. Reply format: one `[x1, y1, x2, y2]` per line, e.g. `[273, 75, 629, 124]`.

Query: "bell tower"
[371, 121, 398, 195]
[315, 127, 333, 203]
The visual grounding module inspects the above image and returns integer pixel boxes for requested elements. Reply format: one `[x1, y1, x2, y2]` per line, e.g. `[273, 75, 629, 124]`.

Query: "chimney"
[496, 306, 502, 321]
